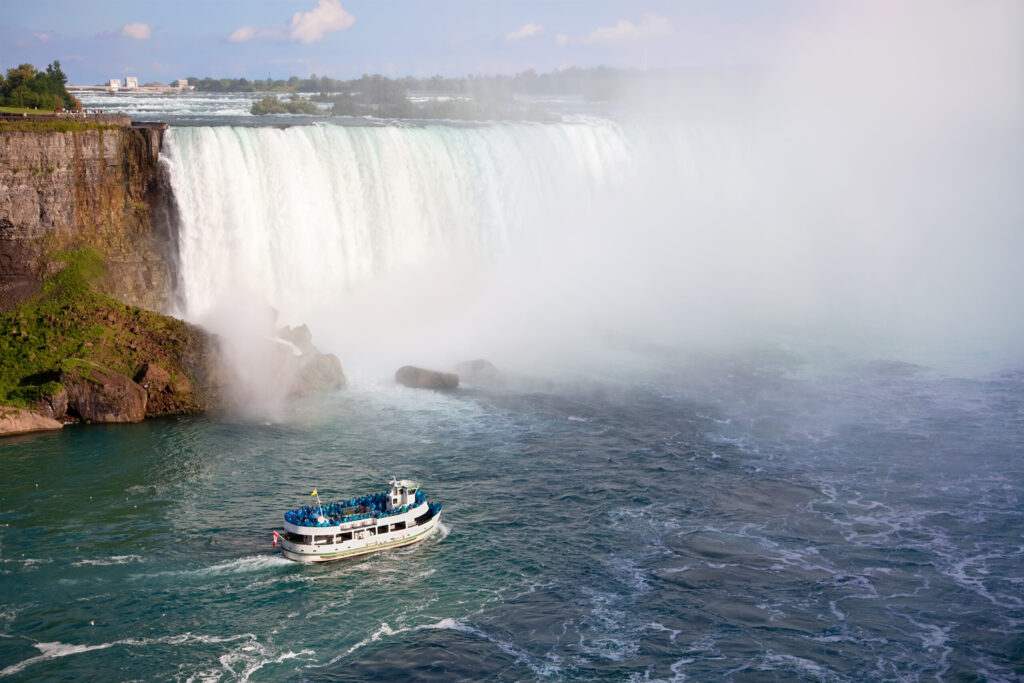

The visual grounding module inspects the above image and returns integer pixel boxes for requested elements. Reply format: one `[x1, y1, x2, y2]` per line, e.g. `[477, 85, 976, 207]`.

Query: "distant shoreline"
[68, 85, 191, 95]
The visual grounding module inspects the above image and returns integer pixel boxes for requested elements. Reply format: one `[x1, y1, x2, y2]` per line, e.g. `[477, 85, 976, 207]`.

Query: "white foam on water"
[757, 652, 840, 681]
[1, 632, 257, 678]
[668, 656, 697, 681]
[317, 616, 561, 678]
[71, 554, 143, 567]
[209, 642, 314, 683]
[135, 554, 294, 581]
[0, 606, 19, 627]
[8, 557, 53, 571]
[897, 615, 953, 679]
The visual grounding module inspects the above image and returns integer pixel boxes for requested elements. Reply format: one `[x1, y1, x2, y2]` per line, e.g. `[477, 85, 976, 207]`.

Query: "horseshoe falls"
[163, 118, 1024, 380]
[3, 109, 1022, 682]
[162, 120, 753, 379]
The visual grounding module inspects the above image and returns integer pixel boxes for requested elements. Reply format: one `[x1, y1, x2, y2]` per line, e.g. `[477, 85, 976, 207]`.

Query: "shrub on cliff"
[0, 246, 214, 416]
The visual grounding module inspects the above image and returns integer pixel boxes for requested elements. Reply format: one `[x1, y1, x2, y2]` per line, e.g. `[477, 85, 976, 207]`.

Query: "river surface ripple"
[1, 358, 1022, 681]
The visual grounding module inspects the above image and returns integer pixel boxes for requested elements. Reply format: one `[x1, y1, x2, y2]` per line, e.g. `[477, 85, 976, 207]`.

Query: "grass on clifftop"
[0, 116, 121, 133]
[0, 246, 206, 412]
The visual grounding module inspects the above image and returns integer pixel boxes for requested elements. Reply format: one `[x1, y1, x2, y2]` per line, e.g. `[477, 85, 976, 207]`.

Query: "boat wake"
[71, 555, 143, 567]
[0, 632, 296, 680]
[133, 554, 294, 581]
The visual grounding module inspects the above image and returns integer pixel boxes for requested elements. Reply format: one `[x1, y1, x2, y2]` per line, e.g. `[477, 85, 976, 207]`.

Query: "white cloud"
[506, 23, 544, 42]
[228, 25, 285, 43]
[33, 32, 53, 43]
[229, 0, 354, 45]
[121, 22, 151, 40]
[289, 0, 355, 44]
[559, 13, 673, 47]
[229, 26, 256, 43]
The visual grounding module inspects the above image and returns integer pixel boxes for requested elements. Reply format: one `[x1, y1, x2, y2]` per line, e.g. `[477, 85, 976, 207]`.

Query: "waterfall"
[164, 122, 647, 319]
[161, 119, 750, 374]
[161, 115, 1024, 376]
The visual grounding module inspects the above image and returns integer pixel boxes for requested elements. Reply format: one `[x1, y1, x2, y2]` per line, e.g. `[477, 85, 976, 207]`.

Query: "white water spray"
[162, 2, 1024, 379]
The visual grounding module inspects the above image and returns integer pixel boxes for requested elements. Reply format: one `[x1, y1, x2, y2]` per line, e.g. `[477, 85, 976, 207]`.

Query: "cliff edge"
[0, 118, 176, 313]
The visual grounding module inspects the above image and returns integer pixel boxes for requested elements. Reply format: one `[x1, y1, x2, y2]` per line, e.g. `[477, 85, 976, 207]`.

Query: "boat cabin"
[387, 479, 420, 511]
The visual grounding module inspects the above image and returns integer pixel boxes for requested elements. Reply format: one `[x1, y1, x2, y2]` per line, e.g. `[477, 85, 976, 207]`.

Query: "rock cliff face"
[0, 122, 176, 312]
[0, 121, 347, 435]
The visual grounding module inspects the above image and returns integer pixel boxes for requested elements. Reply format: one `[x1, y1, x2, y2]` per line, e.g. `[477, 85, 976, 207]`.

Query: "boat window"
[314, 535, 332, 544]
[339, 532, 352, 542]
[286, 532, 313, 544]
[414, 512, 431, 526]
[377, 525, 389, 535]
[367, 526, 376, 535]
[391, 521, 406, 531]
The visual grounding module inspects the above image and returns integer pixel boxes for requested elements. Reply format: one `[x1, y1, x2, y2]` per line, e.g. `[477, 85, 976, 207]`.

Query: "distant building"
[174, 79, 191, 90]
[108, 79, 121, 89]
[125, 77, 138, 89]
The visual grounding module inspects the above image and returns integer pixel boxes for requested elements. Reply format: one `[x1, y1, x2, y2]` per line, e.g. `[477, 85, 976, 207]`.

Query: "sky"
[0, 0, 818, 85]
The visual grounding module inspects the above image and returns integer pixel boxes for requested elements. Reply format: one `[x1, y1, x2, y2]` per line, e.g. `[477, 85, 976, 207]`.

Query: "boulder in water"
[0, 406, 63, 437]
[59, 359, 147, 423]
[455, 359, 503, 386]
[395, 366, 459, 390]
[293, 353, 347, 395]
[277, 323, 316, 356]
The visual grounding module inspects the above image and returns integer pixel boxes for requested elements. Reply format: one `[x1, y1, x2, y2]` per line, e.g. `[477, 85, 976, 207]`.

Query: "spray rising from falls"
[163, 112, 1023, 380]
[161, 120, 745, 376]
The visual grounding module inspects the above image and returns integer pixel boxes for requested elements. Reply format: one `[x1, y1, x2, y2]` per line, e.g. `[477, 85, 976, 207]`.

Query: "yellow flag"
[311, 489, 318, 496]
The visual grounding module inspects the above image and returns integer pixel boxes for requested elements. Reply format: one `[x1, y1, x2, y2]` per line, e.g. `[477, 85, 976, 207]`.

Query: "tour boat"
[274, 479, 442, 563]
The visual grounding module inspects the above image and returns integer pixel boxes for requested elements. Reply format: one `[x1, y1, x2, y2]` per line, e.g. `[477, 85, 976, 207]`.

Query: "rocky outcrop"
[29, 385, 68, 420]
[455, 359, 503, 386]
[0, 122, 175, 312]
[136, 362, 171, 393]
[133, 361, 208, 415]
[0, 406, 62, 437]
[59, 358, 147, 423]
[395, 365, 459, 390]
[268, 323, 346, 396]
[295, 353, 346, 394]
[278, 323, 316, 356]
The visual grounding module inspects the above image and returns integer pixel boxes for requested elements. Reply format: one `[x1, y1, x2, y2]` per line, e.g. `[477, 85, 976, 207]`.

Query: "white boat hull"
[279, 510, 441, 563]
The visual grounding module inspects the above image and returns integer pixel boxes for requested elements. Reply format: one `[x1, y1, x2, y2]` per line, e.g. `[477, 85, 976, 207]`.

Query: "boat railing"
[284, 490, 431, 528]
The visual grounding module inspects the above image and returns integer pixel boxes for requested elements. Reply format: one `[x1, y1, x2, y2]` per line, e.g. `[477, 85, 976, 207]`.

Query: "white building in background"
[174, 79, 191, 90]
[124, 77, 138, 89]
[108, 79, 121, 89]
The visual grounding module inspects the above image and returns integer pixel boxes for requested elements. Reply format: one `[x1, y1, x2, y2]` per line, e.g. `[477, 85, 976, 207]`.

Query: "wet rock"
[135, 362, 171, 393]
[395, 366, 459, 390]
[455, 359, 503, 386]
[30, 385, 68, 420]
[59, 359, 147, 423]
[295, 353, 346, 395]
[277, 323, 316, 356]
[0, 406, 63, 437]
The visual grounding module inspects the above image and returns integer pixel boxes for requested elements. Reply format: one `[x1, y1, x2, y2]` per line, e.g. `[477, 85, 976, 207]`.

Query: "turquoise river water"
[2, 358, 1022, 681]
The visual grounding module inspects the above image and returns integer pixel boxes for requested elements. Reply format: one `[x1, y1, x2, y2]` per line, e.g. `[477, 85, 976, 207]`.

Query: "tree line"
[1, 62, 80, 111]
[189, 66, 636, 101]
